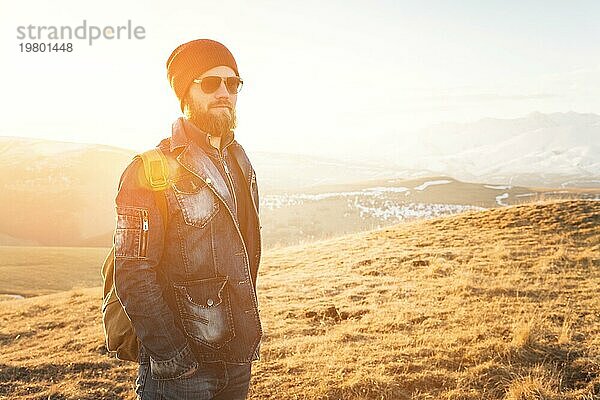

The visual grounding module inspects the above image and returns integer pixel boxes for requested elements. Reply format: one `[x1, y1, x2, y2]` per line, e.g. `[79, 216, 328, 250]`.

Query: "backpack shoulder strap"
[137, 148, 170, 190]
[134, 147, 170, 229]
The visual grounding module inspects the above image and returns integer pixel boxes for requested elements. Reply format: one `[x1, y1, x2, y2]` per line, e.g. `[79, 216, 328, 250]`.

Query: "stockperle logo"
[16, 20, 146, 46]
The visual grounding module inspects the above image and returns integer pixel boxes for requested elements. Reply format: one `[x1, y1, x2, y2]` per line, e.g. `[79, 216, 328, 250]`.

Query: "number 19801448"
[19, 42, 73, 52]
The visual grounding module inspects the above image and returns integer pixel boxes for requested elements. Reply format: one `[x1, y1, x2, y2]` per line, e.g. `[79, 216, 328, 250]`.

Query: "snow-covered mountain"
[250, 151, 404, 192]
[398, 112, 600, 187]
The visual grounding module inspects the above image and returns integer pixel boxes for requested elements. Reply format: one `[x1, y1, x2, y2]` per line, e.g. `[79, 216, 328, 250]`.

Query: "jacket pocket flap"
[173, 276, 228, 308]
[172, 182, 219, 228]
[116, 206, 145, 229]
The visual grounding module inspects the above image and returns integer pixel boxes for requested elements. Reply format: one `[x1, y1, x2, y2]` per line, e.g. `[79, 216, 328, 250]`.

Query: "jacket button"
[207, 298, 214, 306]
[205, 178, 212, 185]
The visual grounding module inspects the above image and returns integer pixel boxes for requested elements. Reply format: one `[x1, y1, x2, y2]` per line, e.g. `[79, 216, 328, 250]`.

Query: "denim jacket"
[113, 117, 263, 380]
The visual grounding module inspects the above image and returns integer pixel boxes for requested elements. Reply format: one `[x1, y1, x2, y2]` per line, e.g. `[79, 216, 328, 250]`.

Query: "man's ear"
[181, 95, 191, 118]
[180, 90, 192, 115]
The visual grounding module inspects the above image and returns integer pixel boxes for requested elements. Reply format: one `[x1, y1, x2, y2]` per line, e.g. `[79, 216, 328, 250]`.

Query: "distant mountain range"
[0, 111, 597, 247]
[0, 137, 133, 247]
[392, 111, 600, 187]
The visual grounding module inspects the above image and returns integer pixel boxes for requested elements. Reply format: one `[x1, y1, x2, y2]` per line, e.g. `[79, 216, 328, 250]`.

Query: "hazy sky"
[1, 0, 599, 163]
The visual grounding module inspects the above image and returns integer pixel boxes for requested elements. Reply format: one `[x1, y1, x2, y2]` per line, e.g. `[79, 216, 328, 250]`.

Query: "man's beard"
[185, 97, 237, 137]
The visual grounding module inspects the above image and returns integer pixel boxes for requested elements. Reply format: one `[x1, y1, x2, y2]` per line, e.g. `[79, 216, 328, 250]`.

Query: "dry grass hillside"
[0, 199, 598, 399]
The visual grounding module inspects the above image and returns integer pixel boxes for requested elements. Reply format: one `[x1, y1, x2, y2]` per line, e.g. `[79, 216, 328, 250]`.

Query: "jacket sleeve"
[113, 158, 198, 380]
[252, 167, 260, 218]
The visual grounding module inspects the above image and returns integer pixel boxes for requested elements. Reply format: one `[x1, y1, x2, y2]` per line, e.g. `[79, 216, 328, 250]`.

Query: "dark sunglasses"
[192, 76, 244, 94]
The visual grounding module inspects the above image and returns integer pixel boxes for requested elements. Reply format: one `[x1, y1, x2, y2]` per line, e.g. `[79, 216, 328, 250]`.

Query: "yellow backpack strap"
[133, 147, 170, 230]
[136, 148, 169, 191]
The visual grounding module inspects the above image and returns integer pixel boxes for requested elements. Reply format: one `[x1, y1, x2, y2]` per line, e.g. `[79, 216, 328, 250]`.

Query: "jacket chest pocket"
[172, 176, 219, 228]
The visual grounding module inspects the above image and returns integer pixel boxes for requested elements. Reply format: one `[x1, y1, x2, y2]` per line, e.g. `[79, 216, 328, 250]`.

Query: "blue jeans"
[135, 355, 252, 399]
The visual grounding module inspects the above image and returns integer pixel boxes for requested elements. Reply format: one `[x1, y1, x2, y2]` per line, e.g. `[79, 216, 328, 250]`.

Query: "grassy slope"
[0, 199, 598, 399]
[0, 246, 107, 297]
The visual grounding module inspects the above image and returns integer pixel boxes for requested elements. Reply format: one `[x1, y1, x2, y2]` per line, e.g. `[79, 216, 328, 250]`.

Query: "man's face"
[183, 65, 239, 137]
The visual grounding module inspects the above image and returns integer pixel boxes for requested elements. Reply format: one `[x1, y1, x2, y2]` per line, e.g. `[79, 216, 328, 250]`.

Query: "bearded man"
[112, 38, 263, 400]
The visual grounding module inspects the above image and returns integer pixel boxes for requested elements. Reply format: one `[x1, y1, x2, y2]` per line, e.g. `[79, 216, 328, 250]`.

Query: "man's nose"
[214, 80, 230, 98]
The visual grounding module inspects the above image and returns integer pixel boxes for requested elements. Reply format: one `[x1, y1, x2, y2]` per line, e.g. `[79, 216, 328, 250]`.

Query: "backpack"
[101, 147, 170, 362]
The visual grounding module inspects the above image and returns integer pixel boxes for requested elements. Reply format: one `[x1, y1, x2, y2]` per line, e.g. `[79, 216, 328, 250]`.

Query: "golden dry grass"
[0, 199, 598, 399]
[0, 246, 107, 297]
